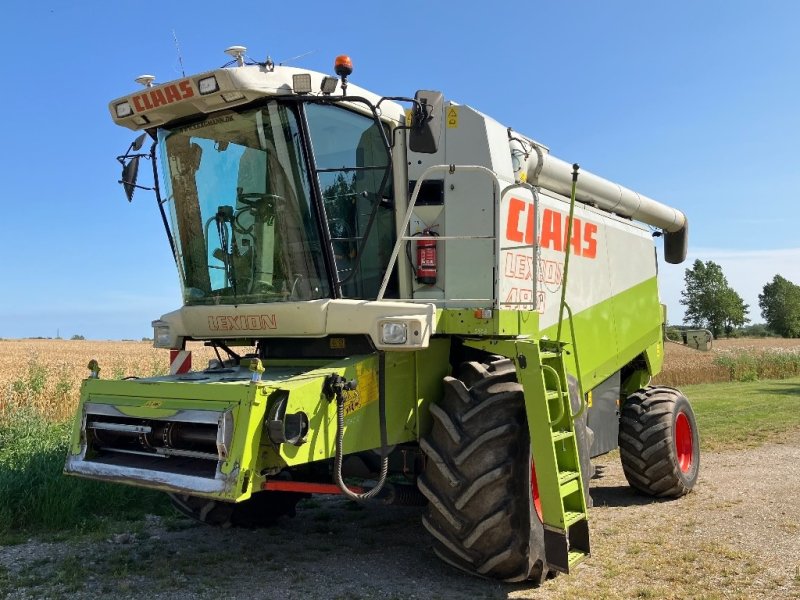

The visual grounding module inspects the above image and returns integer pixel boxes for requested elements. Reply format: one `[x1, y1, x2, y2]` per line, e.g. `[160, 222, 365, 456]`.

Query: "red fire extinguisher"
[416, 228, 438, 285]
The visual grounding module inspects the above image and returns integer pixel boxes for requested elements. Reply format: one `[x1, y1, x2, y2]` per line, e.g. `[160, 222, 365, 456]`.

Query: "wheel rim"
[530, 461, 543, 521]
[674, 411, 694, 473]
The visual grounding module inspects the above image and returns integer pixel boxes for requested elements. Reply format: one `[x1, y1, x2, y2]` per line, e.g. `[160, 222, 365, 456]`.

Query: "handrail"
[563, 302, 588, 422]
[541, 364, 565, 426]
[377, 165, 501, 301]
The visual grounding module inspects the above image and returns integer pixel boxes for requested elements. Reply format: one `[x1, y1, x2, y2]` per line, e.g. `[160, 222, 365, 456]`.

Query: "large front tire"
[619, 386, 700, 497]
[418, 357, 549, 583]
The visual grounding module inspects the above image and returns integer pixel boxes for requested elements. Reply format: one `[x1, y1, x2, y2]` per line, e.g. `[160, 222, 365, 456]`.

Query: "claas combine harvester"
[65, 46, 700, 583]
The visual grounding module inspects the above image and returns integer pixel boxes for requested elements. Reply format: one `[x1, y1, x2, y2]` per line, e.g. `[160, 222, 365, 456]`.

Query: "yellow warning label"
[405, 108, 413, 126]
[342, 362, 380, 416]
[329, 337, 346, 349]
[586, 391, 593, 408]
[446, 107, 459, 128]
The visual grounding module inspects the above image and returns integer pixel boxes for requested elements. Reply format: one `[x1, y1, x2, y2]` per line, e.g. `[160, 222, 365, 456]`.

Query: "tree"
[758, 275, 800, 338]
[680, 259, 749, 338]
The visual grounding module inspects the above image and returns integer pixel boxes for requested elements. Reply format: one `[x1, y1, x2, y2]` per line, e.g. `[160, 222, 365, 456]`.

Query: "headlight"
[152, 320, 173, 348]
[197, 76, 219, 95]
[380, 322, 408, 345]
[115, 101, 133, 118]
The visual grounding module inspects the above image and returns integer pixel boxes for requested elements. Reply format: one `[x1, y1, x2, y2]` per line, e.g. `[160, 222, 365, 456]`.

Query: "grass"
[0, 408, 170, 543]
[683, 377, 800, 450]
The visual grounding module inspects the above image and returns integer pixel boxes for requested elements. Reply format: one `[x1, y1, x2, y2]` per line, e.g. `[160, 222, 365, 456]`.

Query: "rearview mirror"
[118, 133, 149, 202]
[121, 156, 141, 202]
[409, 90, 443, 154]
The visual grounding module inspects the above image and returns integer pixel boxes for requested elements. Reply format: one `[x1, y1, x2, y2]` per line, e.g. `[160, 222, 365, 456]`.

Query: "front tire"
[619, 386, 700, 497]
[418, 357, 548, 583]
[169, 490, 305, 528]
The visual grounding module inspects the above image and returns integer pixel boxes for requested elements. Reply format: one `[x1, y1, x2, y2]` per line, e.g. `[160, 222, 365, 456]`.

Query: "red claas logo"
[506, 198, 598, 259]
[132, 80, 194, 112]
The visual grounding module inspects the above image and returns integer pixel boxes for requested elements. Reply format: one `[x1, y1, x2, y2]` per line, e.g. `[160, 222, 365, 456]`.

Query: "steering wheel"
[233, 193, 286, 234]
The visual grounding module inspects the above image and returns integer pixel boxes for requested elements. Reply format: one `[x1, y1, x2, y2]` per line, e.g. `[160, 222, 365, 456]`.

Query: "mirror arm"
[148, 141, 180, 269]
[117, 180, 153, 192]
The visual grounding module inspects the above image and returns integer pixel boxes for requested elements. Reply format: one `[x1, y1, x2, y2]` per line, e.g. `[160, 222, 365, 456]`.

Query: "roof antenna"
[279, 50, 315, 66]
[172, 29, 186, 77]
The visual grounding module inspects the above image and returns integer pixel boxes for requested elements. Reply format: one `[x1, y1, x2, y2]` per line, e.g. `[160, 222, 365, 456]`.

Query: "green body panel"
[263, 338, 449, 469]
[437, 278, 663, 391]
[66, 340, 451, 501]
[436, 308, 539, 337]
[540, 278, 664, 388]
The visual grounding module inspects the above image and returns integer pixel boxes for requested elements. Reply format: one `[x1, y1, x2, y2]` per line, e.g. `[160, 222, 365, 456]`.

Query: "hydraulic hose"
[333, 396, 388, 501]
[332, 352, 389, 501]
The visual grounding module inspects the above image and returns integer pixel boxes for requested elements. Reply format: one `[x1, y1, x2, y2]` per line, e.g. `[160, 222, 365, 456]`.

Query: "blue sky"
[1, 1, 798, 338]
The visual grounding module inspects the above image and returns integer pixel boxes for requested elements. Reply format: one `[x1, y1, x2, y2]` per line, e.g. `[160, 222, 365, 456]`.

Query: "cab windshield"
[157, 101, 394, 305]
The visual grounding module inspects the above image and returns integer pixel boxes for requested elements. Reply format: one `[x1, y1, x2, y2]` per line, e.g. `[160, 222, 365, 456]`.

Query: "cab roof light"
[198, 76, 219, 95]
[320, 76, 338, 95]
[292, 73, 312, 94]
[221, 91, 246, 103]
[115, 101, 133, 118]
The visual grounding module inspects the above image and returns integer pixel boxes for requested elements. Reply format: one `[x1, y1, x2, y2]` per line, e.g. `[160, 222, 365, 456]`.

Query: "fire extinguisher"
[416, 228, 438, 285]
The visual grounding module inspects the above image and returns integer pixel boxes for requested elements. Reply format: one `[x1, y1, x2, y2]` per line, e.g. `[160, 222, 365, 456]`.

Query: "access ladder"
[465, 337, 590, 573]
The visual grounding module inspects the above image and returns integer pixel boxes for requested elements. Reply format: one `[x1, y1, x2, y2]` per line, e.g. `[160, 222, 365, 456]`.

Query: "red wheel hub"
[674, 411, 694, 473]
[530, 461, 543, 521]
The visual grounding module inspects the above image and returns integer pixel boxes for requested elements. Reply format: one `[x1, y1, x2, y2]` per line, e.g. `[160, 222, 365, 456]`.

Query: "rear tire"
[619, 386, 700, 497]
[418, 357, 547, 583]
[169, 490, 305, 528]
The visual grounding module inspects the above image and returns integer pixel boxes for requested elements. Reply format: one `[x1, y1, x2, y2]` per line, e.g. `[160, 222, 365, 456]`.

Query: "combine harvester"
[66, 46, 699, 583]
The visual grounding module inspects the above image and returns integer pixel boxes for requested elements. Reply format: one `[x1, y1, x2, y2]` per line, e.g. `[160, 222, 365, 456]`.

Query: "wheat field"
[2, 337, 799, 423]
[654, 337, 800, 386]
[0, 339, 216, 422]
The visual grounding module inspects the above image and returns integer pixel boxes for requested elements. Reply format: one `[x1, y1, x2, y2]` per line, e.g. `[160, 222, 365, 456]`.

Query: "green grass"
[683, 376, 800, 450]
[0, 409, 170, 542]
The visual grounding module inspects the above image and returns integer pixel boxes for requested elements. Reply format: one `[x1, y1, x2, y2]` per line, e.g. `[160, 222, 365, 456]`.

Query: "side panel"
[498, 187, 662, 385]
[586, 371, 622, 457]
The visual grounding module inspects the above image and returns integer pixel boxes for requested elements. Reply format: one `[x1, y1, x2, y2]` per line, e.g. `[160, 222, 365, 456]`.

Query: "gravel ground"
[1, 434, 798, 600]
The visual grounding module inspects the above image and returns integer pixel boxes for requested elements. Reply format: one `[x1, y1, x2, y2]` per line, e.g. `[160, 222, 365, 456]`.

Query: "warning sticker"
[342, 362, 380, 416]
[446, 107, 459, 128]
[405, 108, 413, 126]
[586, 390, 593, 408]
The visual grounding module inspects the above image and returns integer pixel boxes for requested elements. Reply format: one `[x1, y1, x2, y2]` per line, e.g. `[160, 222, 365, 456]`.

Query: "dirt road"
[2, 435, 798, 599]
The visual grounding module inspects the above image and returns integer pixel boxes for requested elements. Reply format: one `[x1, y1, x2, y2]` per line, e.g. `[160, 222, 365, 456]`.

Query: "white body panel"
[498, 188, 655, 323]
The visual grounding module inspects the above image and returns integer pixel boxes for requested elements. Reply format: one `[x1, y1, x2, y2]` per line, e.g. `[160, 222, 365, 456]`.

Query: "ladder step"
[563, 511, 585, 528]
[557, 470, 580, 486]
[545, 390, 568, 400]
[568, 549, 588, 569]
[539, 351, 561, 360]
[559, 478, 581, 498]
[551, 430, 574, 442]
